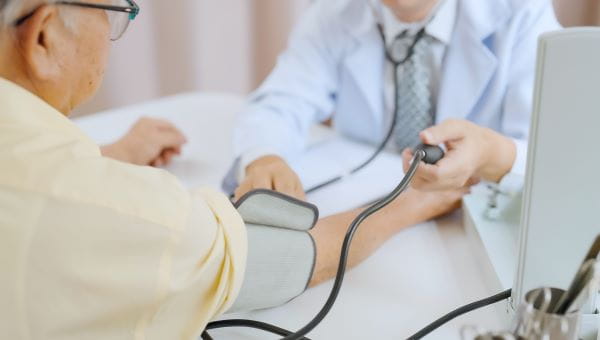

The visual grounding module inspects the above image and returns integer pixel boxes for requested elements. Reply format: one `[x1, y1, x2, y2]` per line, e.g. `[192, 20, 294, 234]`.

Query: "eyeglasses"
[13, 0, 140, 41]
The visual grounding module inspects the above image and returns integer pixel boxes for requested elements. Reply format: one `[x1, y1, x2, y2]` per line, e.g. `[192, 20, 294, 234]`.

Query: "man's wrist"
[383, 189, 428, 227]
[478, 129, 517, 183]
[101, 142, 131, 163]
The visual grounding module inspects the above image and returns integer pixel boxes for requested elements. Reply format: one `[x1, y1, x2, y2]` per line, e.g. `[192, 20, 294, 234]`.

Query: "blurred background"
[74, 0, 600, 116]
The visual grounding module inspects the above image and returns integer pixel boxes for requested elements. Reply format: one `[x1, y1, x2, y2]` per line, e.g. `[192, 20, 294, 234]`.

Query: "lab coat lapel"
[343, 17, 385, 126]
[436, 0, 509, 122]
[436, 29, 496, 122]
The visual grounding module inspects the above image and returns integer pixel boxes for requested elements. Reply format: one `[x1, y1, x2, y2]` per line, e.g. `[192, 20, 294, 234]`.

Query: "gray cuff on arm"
[227, 190, 318, 313]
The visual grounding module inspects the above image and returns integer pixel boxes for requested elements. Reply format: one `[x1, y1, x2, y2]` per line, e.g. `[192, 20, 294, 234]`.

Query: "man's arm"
[308, 186, 468, 286]
[228, 185, 468, 314]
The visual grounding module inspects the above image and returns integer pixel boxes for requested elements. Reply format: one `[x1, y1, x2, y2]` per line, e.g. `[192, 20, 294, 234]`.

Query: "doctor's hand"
[101, 117, 187, 167]
[402, 119, 516, 191]
[235, 155, 306, 201]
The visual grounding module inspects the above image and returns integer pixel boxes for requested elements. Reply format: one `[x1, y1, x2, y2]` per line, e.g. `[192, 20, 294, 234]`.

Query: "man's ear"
[16, 5, 62, 81]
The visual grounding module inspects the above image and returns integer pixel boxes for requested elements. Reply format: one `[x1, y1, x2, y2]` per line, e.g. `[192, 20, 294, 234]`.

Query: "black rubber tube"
[407, 289, 512, 339]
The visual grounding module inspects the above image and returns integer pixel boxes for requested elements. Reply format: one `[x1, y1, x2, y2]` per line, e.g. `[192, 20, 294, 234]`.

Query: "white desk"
[75, 93, 506, 340]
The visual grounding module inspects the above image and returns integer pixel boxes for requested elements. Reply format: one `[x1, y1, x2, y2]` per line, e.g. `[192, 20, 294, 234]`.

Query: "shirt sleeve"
[232, 0, 346, 168]
[20, 185, 247, 340]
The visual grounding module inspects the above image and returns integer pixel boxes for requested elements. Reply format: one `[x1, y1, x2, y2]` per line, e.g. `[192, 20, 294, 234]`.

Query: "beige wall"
[75, 0, 309, 115]
[76, 0, 600, 116]
[554, 0, 600, 26]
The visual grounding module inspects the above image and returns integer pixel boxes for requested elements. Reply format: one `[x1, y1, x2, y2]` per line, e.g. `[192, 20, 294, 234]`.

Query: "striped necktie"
[391, 31, 435, 151]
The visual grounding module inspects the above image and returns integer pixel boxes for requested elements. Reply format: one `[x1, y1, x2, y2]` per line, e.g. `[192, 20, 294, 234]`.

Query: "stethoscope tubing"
[206, 150, 428, 340]
[305, 26, 426, 195]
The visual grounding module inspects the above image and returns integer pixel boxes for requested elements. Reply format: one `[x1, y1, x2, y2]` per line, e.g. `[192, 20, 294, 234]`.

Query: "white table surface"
[74, 93, 507, 340]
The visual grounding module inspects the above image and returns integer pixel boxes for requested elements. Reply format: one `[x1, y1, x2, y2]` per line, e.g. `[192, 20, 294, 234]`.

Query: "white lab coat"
[232, 0, 561, 181]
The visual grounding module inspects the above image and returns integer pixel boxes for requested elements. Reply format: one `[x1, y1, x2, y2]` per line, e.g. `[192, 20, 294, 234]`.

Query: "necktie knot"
[389, 30, 433, 64]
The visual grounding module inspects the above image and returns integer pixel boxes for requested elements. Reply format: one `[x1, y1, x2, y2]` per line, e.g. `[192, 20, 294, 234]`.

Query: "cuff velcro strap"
[235, 189, 318, 231]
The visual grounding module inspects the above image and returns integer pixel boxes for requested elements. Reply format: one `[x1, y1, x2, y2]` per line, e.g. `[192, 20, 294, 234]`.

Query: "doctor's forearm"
[478, 129, 517, 183]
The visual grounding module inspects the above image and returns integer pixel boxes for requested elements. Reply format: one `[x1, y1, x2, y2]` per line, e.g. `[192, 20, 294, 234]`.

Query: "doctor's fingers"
[403, 149, 439, 190]
[410, 161, 472, 191]
[403, 149, 466, 190]
[402, 149, 413, 174]
[419, 119, 470, 146]
[465, 176, 481, 187]
[234, 182, 253, 201]
[273, 172, 306, 201]
[403, 149, 446, 189]
[234, 175, 273, 201]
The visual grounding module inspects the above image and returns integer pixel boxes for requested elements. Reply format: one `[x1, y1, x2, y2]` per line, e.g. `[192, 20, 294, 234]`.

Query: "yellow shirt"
[0, 78, 247, 340]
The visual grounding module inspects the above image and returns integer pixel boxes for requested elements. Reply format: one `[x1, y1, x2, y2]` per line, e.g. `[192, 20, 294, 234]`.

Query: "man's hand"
[402, 119, 516, 191]
[101, 117, 187, 166]
[235, 155, 305, 201]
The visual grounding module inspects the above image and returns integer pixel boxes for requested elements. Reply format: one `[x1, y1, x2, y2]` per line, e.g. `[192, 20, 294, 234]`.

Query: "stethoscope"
[304, 9, 431, 195]
[203, 4, 444, 340]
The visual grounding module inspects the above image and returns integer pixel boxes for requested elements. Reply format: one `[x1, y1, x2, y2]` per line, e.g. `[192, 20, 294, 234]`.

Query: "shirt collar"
[0, 77, 100, 153]
[382, 0, 457, 46]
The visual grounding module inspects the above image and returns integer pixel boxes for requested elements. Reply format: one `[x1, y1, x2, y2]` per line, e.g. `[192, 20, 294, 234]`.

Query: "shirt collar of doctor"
[382, 0, 457, 47]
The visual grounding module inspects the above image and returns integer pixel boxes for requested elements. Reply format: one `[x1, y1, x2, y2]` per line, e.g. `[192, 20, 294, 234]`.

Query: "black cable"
[304, 118, 395, 194]
[305, 27, 426, 195]
[407, 288, 513, 340]
[205, 319, 311, 340]
[207, 150, 428, 340]
[200, 331, 213, 340]
[305, 82, 398, 194]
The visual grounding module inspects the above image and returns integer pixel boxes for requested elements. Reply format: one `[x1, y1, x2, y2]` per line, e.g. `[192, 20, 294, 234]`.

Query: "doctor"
[231, 0, 560, 199]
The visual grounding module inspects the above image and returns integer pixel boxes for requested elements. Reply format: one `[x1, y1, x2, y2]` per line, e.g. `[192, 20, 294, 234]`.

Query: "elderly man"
[0, 1, 461, 339]
[231, 0, 560, 198]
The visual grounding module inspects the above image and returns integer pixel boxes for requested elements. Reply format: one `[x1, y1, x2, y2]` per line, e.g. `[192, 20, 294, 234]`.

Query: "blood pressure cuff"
[227, 189, 318, 313]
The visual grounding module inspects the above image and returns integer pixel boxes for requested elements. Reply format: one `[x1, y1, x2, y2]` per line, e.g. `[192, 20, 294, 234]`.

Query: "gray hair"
[1, 0, 75, 28]
[0, 0, 16, 26]
[1, 0, 41, 27]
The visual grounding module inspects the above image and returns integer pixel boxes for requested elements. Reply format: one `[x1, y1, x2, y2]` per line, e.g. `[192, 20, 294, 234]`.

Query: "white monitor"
[514, 28, 600, 313]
